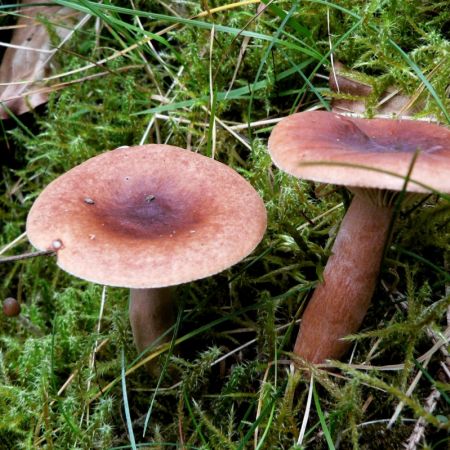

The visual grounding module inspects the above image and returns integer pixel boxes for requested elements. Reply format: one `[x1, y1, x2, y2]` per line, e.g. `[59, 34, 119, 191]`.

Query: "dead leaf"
[0, 0, 80, 119]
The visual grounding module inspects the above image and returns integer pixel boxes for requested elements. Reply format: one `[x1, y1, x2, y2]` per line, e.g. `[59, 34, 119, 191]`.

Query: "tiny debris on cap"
[52, 239, 63, 250]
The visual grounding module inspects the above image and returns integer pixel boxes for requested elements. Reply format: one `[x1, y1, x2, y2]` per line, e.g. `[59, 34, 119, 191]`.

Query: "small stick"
[0, 250, 55, 263]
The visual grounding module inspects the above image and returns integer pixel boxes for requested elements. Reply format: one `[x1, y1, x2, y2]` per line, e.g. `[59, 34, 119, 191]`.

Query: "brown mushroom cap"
[3, 297, 21, 317]
[268, 111, 450, 193]
[26, 145, 267, 288]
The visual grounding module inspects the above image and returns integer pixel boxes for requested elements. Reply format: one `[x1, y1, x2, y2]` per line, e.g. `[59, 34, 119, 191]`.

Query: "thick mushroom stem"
[294, 193, 394, 364]
[129, 287, 175, 355]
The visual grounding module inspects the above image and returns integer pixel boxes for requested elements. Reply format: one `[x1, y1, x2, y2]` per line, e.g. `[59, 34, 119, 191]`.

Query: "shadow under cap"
[26, 144, 267, 288]
[268, 111, 450, 193]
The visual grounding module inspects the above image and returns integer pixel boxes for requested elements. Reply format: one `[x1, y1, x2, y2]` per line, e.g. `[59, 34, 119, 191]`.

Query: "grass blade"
[313, 384, 335, 450]
[121, 348, 137, 450]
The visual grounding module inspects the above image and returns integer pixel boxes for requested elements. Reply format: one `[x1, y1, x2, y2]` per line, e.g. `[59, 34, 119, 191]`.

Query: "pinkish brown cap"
[3, 297, 21, 317]
[268, 111, 450, 193]
[26, 145, 267, 288]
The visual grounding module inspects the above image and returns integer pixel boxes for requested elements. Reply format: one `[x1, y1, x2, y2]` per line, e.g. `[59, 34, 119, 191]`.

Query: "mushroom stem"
[129, 287, 175, 355]
[294, 193, 394, 363]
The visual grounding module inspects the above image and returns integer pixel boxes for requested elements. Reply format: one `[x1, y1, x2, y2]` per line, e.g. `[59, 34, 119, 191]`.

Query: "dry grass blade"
[0, 231, 27, 255]
[387, 300, 450, 428]
[1, 64, 142, 105]
[403, 388, 442, 450]
[297, 373, 314, 446]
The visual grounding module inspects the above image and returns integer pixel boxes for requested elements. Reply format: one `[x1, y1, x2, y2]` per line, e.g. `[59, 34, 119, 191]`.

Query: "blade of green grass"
[53, 0, 178, 57]
[262, 0, 313, 40]
[54, 0, 322, 59]
[296, 160, 450, 201]
[136, 59, 315, 115]
[236, 387, 282, 450]
[247, 1, 302, 135]
[313, 384, 335, 450]
[121, 348, 137, 450]
[392, 245, 450, 283]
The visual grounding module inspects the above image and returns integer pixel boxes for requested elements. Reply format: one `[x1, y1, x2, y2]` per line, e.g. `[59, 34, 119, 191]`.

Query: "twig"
[0, 250, 55, 263]
[139, 66, 184, 146]
[401, 264, 450, 449]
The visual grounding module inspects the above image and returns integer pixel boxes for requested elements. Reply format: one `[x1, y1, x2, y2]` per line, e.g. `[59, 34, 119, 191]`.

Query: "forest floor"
[0, 1, 449, 449]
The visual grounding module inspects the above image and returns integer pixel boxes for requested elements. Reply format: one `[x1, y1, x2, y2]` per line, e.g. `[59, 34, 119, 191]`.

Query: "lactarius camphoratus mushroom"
[3, 297, 21, 317]
[26, 144, 267, 357]
[268, 110, 450, 364]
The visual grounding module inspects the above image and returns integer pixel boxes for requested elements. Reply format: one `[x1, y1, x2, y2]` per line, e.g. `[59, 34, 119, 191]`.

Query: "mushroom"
[329, 61, 422, 116]
[3, 297, 21, 317]
[268, 110, 450, 363]
[2, 297, 44, 336]
[27, 144, 267, 357]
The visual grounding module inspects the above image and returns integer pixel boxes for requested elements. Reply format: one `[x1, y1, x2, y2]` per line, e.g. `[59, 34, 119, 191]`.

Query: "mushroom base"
[294, 194, 394, 364]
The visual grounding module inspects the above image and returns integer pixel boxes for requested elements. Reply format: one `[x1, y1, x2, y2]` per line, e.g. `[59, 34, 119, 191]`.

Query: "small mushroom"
[27, 144, 267, 360]
[268, 110, 450, 363]
[3, 297, 21, 317]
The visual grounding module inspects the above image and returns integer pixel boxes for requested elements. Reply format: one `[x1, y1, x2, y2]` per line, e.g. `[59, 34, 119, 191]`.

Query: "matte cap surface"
[27, 145, 267, 288]
[268, 111, 450, 193]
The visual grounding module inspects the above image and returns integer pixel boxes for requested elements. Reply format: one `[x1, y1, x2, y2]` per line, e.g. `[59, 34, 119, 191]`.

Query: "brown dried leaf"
[0, 0, 80, 119]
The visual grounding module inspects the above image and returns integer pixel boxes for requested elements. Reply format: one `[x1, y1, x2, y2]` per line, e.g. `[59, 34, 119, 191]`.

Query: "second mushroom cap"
[268, 110, 450, 193]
